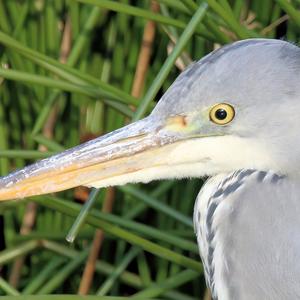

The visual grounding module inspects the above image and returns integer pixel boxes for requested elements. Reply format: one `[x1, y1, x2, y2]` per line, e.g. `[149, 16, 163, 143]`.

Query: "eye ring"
[209, 103, 235, 125]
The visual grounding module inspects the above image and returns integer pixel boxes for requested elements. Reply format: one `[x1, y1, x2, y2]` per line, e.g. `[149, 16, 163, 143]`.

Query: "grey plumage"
[195, 170, 300, 300]
[153, 39, 300, 120]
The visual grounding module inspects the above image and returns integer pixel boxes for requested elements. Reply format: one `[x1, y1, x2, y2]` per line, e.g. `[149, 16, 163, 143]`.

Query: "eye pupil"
[215, 109, 227, 120]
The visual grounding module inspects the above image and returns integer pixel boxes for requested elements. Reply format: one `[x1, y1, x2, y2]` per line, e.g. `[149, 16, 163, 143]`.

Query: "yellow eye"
[209, 103, 235, 125]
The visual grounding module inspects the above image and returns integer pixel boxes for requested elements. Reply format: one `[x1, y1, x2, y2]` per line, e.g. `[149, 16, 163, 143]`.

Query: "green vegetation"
[0, 0, 299, 299]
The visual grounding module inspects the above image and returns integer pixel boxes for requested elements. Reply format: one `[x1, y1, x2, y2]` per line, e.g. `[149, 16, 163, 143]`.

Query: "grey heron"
[0, 38, 299, 299]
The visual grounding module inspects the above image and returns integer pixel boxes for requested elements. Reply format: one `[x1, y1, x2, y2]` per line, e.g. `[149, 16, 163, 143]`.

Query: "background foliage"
[0, 0, 299, 299]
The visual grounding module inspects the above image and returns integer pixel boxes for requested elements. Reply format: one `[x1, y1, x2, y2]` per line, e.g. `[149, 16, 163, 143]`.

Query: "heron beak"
[0, 114, 205, 201]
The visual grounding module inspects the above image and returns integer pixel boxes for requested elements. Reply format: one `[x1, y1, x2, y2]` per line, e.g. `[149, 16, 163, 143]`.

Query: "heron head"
[0, 39, 299, 200]
[151, 38, 300, 176]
